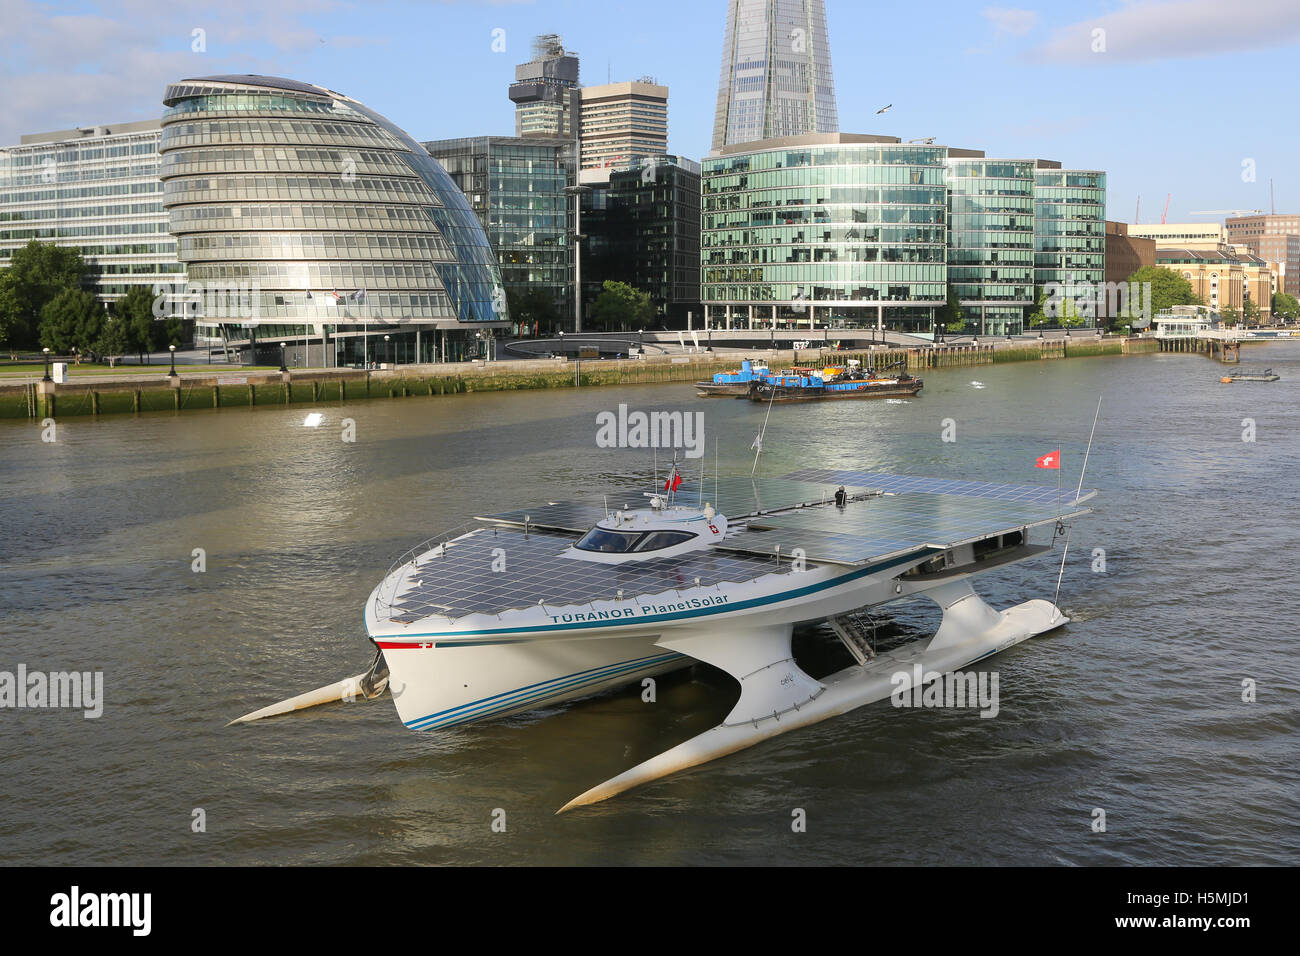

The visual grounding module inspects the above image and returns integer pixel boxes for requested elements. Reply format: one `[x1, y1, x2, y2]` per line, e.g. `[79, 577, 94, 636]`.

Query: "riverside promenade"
[1, 337, 1160, 420]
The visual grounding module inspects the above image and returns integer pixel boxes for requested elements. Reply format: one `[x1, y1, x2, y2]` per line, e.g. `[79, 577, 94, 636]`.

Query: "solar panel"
[672, 476, 879, 519]
[782, 468, 1096, 507]
[382, 527, 793, 623]
[745, 491, 1085, 561]
[715, 528, 926, 567]
[479, 501, 610, 532]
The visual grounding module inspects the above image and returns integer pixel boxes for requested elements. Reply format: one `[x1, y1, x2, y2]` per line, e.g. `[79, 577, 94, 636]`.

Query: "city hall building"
[159, 74, 508, 364]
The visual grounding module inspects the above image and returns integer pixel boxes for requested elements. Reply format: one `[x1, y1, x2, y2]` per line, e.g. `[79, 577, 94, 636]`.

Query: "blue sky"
[3, 0, 1299, 224]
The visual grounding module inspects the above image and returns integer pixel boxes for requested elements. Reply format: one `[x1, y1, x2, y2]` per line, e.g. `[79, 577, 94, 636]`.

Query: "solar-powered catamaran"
[233, 466, 1096, 812]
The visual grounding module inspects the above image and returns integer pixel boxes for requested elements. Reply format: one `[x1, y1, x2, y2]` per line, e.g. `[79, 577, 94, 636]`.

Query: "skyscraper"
[509, 35, 581, 140]
[711, 0, 838, 151]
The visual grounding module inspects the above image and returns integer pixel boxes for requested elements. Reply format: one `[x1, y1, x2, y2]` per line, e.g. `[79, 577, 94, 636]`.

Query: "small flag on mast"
[1035, 449, 1061, 469]
[751, 433, 762, 452]
[663, 465, 682, 492]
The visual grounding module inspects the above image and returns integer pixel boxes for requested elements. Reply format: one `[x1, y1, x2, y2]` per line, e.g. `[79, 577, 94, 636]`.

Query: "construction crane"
[1135, 195, 1141, 223]
[1189, 209, 1263, 217]
[1161, 193, 1171, 224]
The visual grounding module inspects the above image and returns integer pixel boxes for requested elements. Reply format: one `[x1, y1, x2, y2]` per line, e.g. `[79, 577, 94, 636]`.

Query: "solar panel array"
[745, 491, 1082, 561]
[481, 476, 877, 532]
[383, 526, 792, 623]
[782, 468, 1095, 507]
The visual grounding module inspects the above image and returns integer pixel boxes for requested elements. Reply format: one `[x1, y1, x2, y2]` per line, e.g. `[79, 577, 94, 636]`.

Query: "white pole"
[1075, 395, 1103, 502]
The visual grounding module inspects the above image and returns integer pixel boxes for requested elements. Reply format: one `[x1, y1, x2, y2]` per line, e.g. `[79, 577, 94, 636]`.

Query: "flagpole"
[751, 383, 775, 478]
[1076, 395, 1103, 503]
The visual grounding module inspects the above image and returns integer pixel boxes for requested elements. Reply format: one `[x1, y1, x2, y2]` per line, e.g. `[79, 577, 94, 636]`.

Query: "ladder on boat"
[827, 611, 877, 666]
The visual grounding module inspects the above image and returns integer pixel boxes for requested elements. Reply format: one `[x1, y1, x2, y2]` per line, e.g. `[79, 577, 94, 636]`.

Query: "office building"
[1225, 213, 1300, 297]
[424, 135, 571, 328]
[583, 155, 701, 326]
[509, 35, 581, 141]
[712, 0, 838, 151]
[0, 120, 185, 301]
[579, 80, 669, 172]
[1034, 167, 1107, 313]
[160, 74, 508, 364]
[701, 134, 948, 332]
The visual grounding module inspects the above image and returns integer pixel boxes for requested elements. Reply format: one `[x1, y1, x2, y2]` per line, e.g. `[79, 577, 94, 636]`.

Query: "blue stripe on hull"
[405, 651, 684, 730]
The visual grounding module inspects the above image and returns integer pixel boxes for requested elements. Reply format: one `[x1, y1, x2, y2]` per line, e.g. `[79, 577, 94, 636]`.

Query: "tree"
[0, 240, 91, 351]
[117, 285, 160, 363]
[934, 286, 965, 333]
[95, 312, 130, 362]
[1125, 265, 1203, 317]
[589, 280, 655, 331]
[38, 288, 103, 356]
[1243, 298, 1261, 325]
[1272, 291, 1299, 322]
[506, 288, 562, 335]
[1219, 305, 1240, 327]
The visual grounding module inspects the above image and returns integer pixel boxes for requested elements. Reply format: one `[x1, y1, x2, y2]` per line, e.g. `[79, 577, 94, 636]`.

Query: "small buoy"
[1220, 377, 1233, 383]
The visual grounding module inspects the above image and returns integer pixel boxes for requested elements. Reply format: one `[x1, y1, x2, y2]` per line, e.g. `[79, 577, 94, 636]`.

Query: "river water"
[2, 344, 1298, 866]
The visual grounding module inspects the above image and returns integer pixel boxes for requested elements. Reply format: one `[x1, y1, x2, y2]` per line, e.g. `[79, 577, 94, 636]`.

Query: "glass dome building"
[159, 75, 508, 365]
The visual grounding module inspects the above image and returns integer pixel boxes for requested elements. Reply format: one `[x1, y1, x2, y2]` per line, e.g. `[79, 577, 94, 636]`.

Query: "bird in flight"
[875, 104, 892, 114]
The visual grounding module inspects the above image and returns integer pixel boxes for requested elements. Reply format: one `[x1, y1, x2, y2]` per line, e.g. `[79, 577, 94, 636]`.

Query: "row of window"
[161, 119, 400, 151]
[0, 181, 161, 205]
[704, 263, 947, 283]
[179, 232, 454, 260]
[705, 207, 946, 230]
[162, 147, 413, 178]
[706, 245, 946, 265]
[704, 147, 944, 175]
[701, 283, 946, 303]
[705, 166, 942, 193]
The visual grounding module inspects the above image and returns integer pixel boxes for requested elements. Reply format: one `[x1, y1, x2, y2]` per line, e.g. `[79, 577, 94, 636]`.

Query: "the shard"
[711, 0, 839, 151]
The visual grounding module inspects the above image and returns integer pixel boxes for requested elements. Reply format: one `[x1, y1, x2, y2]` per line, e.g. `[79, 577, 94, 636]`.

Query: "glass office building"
[0, 120, 185, 302]
[1034, 168, 1106, 325]
[701, 135, 946, 331]
[583, 156, 701, 326]
[946, 158, 1036, 335]
[159, 74, 507, 364]
[712, 0, 838, 151]
[424, 136, 570, 328]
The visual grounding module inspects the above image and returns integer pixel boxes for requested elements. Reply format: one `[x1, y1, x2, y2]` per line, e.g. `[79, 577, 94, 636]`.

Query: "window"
[575, 528, 644, 553]
[634, 531, 696, 552]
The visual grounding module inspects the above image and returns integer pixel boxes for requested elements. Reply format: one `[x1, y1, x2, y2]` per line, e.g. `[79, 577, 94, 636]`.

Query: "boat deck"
[384, 526, 792, 624]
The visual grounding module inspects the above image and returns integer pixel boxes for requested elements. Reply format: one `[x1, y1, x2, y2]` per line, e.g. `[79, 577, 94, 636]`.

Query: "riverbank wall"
[0, 336, 1165, 420]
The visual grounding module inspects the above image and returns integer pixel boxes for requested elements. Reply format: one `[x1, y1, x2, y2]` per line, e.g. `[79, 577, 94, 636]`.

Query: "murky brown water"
[2, 344, 1298, 864]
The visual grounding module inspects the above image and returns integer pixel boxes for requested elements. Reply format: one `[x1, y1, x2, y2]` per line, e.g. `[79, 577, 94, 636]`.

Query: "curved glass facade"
[946, 159, 1036, 335]
[160, 75, 507, 357]
[701, 142, 946, 330]
[1034, 169, 1106, 323]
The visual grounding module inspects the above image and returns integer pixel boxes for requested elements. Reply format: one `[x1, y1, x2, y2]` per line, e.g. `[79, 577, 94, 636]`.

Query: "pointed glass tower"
[711, 0, 838, 151]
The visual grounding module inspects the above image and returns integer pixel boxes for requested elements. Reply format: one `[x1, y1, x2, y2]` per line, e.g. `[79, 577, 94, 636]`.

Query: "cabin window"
[575, 528, 645, 553]
[634, 531, 696, 552]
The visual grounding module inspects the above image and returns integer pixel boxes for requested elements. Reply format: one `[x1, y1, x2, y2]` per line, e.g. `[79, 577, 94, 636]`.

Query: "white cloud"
[982, 7, 1038, 37]
[1032, 0, 1300, 64]
[0, 0, 374, 143]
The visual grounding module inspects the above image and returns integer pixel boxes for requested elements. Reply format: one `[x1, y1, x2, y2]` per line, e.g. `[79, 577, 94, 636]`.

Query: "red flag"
[1035, 449, 1061, 470]
[664, 468, 682, 492]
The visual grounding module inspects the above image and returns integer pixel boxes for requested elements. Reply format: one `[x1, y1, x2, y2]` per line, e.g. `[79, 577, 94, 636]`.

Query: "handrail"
[371, 520, 489, 622]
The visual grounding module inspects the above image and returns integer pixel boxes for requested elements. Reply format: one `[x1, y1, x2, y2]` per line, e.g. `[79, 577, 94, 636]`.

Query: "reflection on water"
[1, 344, 1298, 865]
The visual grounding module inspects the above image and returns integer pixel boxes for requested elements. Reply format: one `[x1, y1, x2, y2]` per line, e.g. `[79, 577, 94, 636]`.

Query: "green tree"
[95, 311, 131, 361]
[117, 285, 160, 363]
[0, 240, 91, 351]
[38, 288, 103, 356]
[934, 286, 965, 333]
[507, 288, 562, 335]
[1243, 298, 1261, 325]
[1272, 291, 1299, 321]
[589, 280, 655, 331]
[1219, 305, 1240, 326]
[1125, 265, 1203, 317]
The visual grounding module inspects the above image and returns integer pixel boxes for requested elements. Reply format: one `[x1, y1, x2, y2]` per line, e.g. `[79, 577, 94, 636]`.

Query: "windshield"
[575, 528, 645, 553]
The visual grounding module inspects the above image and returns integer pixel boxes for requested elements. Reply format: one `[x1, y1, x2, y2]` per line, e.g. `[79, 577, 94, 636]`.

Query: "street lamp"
[168, 344, 178, 377]
[279, 341, 288, 373]
[42, 347, 52, 382]
[384, 334, 391, 366]
[564, 184, 591, 333]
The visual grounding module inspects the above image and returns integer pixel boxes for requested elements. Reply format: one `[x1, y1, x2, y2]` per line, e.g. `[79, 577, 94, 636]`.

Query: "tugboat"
[1220, 368, 1280, 383]
[749, 360, 923, 402]
[695, 358, 771, 397]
